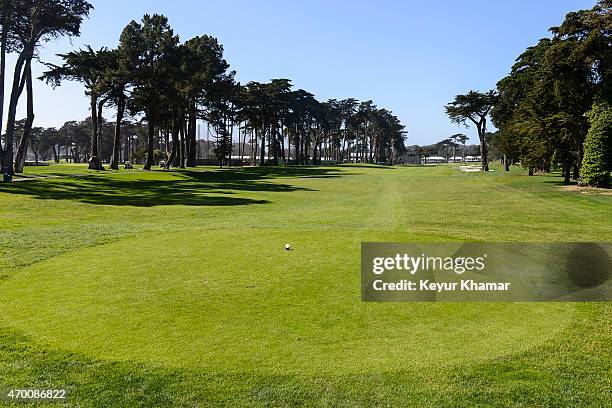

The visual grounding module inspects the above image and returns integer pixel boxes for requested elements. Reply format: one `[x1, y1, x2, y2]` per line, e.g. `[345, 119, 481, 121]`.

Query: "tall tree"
[0, 0, 12, 156]
[42, 46, 112, 170]
[454, 133, 469, 162]
[445, 90, 497, 171]
[13, 60, 32, 172]
[182, 35, 229, 167]
[580, 100, 611, 187]
[1, 0, 93, 175]
[121, 14, 179, 170]
[492, 2, 610, 181]
[99, 47, 131, 170]
[204, 75, 239, 167]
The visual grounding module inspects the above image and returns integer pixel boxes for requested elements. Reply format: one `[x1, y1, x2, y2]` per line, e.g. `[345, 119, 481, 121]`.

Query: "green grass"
[0, 163, 610, 407]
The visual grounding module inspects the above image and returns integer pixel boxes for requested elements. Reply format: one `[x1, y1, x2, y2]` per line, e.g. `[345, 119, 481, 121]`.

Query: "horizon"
[2, 0, 597, 145]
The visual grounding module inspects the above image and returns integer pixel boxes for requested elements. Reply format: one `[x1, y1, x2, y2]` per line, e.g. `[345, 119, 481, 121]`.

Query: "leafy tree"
[580, 100, 611, 187]
[204, 75, 239, 167]
[551, 0, 612, 100]
[493, 1, 610, 182]
[453, 133, 469, 162]
[488, 130, 517, 171]
[445, 90, 496, 171]
[182, 35, 230, 167]
[5, 7, 409, 173]
[97, 47, 131, 170]
[42, 46, 113, 170]
[493, 39, 554, 175]
[0, 0, 12, 164]
[0, 0, 93, 174]
[121, 14, 179, 170]
[13, 58, 32, 172]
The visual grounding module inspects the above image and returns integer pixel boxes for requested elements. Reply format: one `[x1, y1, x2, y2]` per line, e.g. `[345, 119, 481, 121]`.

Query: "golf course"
[0, 163, 610, 406]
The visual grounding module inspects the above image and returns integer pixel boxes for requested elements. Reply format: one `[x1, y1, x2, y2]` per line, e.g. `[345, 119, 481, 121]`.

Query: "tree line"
[0, 1, 407, 175]
[445, 1, 610, 187]
[12, 116, 155, 165]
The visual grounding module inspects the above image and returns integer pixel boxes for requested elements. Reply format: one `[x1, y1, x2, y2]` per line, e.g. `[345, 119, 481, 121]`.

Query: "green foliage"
[120, 14, 179, 125]
[446, 91, 497, 128]
[130, 147, 146, 164]
[1, 0, 93, 53]
[153, 149, 166, 165]
[580, 101, 611, 187]
[445, 90, 496, 170]
[41, 46, 111, 94]
[492, 2, 611, 178]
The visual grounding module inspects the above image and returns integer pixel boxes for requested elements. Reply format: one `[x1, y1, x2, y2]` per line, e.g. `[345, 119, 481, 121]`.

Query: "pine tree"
[580, 101, 611, 188]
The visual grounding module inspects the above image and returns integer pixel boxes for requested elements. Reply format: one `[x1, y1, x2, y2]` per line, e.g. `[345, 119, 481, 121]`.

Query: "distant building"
[423, 156, 446, 164]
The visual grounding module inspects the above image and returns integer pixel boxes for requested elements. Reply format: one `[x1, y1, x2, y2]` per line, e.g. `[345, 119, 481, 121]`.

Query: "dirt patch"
[458, 165, 487, 172]
[559, 185, 612, 196]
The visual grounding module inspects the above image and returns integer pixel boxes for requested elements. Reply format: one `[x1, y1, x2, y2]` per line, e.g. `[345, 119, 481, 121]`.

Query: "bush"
[130, 149, 167, 165]
[153, 149, 167, 165]
[580, 101, 611, 188]
[130, 148, 146, 164]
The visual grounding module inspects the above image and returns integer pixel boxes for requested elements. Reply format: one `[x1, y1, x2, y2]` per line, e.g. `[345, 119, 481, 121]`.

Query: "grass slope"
[0, 163, 610, 407]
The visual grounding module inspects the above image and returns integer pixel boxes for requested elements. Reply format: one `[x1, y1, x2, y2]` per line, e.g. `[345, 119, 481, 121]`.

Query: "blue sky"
[4, 0, 597, 145]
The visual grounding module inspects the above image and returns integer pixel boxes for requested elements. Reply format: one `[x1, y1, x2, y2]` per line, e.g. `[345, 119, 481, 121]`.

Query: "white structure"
[464, 156, 481, 162]
[422, 155, 481, 164]
[424, 156, 446, 164]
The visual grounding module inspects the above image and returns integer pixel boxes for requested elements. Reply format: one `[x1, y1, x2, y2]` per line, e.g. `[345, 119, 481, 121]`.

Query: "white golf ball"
[285, 244, 291, 250]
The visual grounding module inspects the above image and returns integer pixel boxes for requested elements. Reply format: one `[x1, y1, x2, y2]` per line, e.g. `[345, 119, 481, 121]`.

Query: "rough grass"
[0, 163, 610, 407]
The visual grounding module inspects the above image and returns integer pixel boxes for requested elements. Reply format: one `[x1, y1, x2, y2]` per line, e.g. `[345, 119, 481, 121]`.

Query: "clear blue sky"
[4, 0, 597, 145]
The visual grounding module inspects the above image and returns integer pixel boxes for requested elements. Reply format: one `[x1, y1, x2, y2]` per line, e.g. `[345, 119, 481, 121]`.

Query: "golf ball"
[285, 244, 291, 250]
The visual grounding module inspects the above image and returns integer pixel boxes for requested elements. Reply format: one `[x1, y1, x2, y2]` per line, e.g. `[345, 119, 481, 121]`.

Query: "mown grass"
[0, 163, 610, 407]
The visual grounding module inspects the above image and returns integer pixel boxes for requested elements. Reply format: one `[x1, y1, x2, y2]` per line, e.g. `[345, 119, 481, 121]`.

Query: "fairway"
[0, 164, 610, 406]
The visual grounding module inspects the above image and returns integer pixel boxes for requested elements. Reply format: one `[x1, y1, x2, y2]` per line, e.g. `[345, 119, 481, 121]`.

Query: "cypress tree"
[580, 101, 611, 188]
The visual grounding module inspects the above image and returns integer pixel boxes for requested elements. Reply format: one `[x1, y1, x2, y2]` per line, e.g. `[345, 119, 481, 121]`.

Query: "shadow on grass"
[0, 166, 347, 207]
[337, 164, 396, 169]
[180, 166, 346, 181]
[540, 177, 579, 186]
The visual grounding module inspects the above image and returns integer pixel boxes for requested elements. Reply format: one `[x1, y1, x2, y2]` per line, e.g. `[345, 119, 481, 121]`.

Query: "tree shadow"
[0, 166, 349, 207]
[541, 180, 579, 186]
[179, 166, 346, 182]
[337, 164, 396, 170]
[540, 175, 579, 186]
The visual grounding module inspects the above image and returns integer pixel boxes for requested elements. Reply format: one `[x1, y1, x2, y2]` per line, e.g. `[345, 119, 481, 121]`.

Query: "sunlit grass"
[0, 163, 609, 406]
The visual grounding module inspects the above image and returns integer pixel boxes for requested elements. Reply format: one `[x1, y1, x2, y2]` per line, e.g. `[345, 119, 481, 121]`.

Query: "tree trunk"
[2, 48, 30, 176]
[88, 95, 103, 170]
[563, 160, 571, 184]
[259, 128, 265, 166]
[97, 97, 109, 163]
[572, 163, 579, 180]
[563, 170, 570, 185]
[164, 129, 169, 158]
[14, 62, 34, 173]
[97, 98, 105, 160]
[32, 144, 38, 165]
[179, 117, 186, 169]
[187, 102, 197, 167]
[478, 129, 489, 171]
[271, 121, 279, 165]
[0, 0, 10, 170]
[166, 114, 181, 169]
[504, 154, 510, 171]
[143, 119, 155, 170]
[109, 95, 125, 170]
